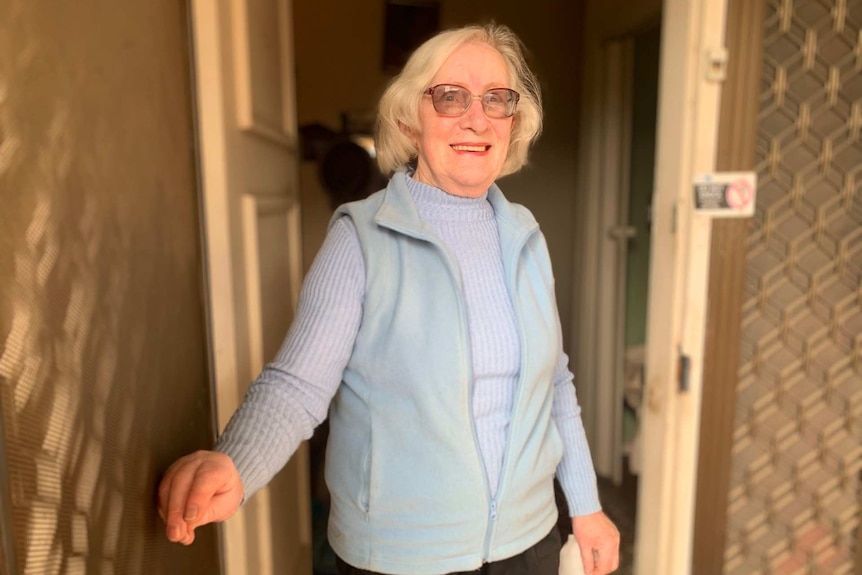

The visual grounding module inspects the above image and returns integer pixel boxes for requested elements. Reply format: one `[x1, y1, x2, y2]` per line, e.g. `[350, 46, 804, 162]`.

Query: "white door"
[189, 1, 311, 574]
[635, 0, 729, 572]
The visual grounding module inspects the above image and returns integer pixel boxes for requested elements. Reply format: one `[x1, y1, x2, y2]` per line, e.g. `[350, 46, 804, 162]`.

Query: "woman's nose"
[458, 99, 489, 132]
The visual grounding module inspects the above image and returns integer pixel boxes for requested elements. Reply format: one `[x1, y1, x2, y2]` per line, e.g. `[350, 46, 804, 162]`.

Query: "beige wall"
[293, 1, 392, 272]
[293, 0, 584, 346]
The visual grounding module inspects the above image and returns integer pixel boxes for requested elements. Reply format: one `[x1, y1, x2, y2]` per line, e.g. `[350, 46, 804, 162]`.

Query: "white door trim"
[634, 0, 729, 573]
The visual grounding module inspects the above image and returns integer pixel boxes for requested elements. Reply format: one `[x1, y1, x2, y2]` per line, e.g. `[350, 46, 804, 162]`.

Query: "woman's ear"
[399, 120, 420, 149]
[398, 120, 414, 138]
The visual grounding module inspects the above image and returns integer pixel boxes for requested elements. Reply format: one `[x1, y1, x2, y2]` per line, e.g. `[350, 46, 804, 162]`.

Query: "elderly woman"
[159, 23, 619, 575]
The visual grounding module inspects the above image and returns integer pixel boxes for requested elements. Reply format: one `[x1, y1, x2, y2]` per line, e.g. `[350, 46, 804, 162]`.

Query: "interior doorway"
[582, 23, 662, 575]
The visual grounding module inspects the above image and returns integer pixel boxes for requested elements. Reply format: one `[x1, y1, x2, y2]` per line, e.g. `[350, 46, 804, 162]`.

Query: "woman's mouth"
[451, 144, 491, 152]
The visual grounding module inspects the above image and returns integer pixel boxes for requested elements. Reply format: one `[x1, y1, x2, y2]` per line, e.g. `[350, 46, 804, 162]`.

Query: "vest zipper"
[454, 250, 496, 563]
[383, 220, 538, 565]
[419, 232, 496, 562]
[484, 497, 498, 556]
[480, 227, 538, 562]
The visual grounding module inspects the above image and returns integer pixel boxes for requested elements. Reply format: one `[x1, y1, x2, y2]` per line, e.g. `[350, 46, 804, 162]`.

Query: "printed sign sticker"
[692, 172, 757, 218]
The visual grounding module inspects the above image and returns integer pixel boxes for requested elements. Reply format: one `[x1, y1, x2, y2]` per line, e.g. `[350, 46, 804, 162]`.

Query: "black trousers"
[335, 527, 561, 575]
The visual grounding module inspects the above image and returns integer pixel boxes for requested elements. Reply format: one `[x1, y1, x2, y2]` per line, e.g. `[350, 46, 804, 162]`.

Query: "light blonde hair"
[376, 23, 543, 177]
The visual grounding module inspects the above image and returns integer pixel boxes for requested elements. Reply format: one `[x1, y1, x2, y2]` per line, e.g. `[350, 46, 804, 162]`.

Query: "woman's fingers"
[571, 511, 621, 574]
[157, 451, 243, 545]
[161, 456, 199, 542]
[183, 455, 244, 528]
[594, 539, 620, 574]
[576, 540, 596, 573]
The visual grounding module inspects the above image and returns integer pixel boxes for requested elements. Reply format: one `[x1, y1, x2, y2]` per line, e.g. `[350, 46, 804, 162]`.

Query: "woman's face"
[413, 42, 514, 198]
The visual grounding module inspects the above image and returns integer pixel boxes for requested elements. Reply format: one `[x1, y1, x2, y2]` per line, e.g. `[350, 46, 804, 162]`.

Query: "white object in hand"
[560, 534, 587, 575]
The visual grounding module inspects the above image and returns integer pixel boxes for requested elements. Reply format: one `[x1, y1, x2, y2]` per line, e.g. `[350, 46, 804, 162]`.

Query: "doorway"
[581, 23, 661, 575]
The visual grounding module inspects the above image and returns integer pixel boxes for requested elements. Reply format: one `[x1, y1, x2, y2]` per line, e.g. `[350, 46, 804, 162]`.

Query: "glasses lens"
[483, 89, 518, 118]
[431, 85, 471, 115]
[428, 85, 519, 118]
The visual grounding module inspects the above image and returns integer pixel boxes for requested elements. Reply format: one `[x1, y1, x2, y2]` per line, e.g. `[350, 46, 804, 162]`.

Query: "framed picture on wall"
[383, 0, 440, 72]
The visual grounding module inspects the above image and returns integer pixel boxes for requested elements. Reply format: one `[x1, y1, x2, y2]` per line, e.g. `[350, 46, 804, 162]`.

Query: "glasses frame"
[424, 84, 521, 119]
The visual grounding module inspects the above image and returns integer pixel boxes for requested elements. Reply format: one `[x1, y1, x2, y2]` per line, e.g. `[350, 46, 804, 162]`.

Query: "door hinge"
[706, 47, 728, 82]
[678, 348, 691, 393]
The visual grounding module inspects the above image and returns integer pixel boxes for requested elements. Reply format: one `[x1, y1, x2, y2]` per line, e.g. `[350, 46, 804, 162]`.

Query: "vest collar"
[374, 170, 539, 252]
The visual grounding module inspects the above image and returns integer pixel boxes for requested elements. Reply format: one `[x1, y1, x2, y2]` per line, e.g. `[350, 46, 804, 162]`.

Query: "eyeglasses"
[424, 84, 520, 119]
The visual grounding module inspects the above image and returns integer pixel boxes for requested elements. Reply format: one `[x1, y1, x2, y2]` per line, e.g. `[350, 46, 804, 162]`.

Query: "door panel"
[0, 0, 219, 573]
[190, 0, 310, 573]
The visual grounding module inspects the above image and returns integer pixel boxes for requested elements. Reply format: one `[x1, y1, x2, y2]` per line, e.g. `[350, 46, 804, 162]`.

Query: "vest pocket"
[360, 439, 372, 514]
[324, 383, 373, 516]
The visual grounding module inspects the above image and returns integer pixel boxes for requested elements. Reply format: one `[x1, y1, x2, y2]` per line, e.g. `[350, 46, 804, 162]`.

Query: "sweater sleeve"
[552, 351, 603, 516]
[215, 216, 364, 499]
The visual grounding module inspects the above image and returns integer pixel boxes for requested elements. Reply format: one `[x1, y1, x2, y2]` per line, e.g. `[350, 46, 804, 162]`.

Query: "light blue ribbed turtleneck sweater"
[216, 175, 600, 516]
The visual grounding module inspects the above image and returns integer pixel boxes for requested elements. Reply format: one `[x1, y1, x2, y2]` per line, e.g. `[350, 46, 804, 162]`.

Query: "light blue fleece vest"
[325, 172, 563, 574]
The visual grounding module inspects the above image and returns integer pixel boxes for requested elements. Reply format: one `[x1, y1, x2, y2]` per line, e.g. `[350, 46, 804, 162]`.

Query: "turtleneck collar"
[405, 173, 493, 222]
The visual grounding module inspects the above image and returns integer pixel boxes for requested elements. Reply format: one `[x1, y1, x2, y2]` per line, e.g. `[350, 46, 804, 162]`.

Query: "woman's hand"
[157, 450, 244, 545]
[571, 511, 620, 574]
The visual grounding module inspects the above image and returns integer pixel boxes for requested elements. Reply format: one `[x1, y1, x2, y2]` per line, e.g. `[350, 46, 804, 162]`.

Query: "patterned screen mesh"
[723, 0, 862, 573]
[0, 1, 221, 573]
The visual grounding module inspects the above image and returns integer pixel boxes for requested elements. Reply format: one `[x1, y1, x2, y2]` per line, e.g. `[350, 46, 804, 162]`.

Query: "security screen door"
[723, 1, 862, 573]
[0, 0, 220, 573]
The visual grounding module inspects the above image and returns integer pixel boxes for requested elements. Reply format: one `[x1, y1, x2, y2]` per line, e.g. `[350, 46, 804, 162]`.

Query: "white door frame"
[635, 0, 729, 573]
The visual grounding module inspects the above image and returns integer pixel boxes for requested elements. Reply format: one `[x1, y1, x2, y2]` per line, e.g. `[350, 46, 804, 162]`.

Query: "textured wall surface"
[0, 1, 220, 573]
[724, 1, 862, 573]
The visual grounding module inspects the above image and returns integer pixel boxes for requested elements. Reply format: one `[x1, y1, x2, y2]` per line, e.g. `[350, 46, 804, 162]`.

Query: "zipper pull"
[489, 499, 498, 521]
